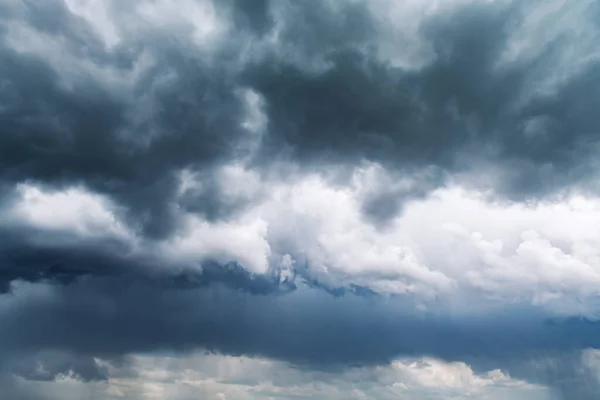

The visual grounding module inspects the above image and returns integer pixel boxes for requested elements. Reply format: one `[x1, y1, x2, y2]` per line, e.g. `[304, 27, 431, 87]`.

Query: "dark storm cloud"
[0, 227, 297, 296]
[0, 0, 253, 238]
[490, 345, 600, 400]
[2, 0, 600, 397]
[527, 351, 600, 400]
[229, 0, 273, 35]
[2, 0, 599, 235]
[2, 277, 599, 398]
[0, 276, 599, 384]
[244, 0, 600, 203]
[359, 167, 445, 227]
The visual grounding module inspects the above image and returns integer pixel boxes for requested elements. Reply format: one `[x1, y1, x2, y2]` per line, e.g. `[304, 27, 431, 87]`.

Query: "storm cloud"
[2, 0, 600, 398]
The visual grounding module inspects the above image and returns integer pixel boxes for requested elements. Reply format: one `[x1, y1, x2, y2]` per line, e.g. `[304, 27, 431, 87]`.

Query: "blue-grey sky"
[1, 0, 600, 398]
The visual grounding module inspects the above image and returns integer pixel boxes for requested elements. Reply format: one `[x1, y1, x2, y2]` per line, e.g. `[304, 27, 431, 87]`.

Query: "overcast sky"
[1, 0, 600, 399]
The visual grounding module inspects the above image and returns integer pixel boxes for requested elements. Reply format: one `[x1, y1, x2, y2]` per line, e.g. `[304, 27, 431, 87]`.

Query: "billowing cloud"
[1, 351, 548, 400]
[1, 0, 600, 398]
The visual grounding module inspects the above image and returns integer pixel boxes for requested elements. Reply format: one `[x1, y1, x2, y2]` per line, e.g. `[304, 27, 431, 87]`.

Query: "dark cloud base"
[0, 282, 596, 400]
[1, 228, 597, 398]
[2, 275, 600, 379]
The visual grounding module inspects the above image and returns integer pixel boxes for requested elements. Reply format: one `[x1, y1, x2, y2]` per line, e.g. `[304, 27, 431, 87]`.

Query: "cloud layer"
[2, 0, 600, 398]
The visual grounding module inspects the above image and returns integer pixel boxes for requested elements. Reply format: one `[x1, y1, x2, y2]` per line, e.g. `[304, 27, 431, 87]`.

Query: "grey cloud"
[229, 0, 273, 35]
[0, 0, 253, 238]
[2, 0, 600, 398]
[177, 168, 261, 222]
[0, 264, 597, 398]
[497, 348, 600, 400]
[359, 167, 445, 227]
[8, 350, 108, 382]
[0, 275, 598, 370]
[244, 0, 600, 205]
[3, 0, 600, 235]
[271, 0, 376, 58]
[0, 227, 296, 296]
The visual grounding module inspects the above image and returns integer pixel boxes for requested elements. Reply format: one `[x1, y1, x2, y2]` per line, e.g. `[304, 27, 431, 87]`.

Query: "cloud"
[98, 352, 550, 400]
[4, 166, 600, 394]
[243, 0, 600, 200]
[2, 0, 600, 398]
[0, 350, 551, 400]
[2, 0, 600, 240]
[0, 0, 255, 238]
[7, 165, 600, 306]
[2, 273, 600, 379]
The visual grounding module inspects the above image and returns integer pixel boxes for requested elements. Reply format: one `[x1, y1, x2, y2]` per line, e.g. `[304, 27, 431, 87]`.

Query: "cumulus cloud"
[1, 0, 600, 398]
[85, 352, 552, 400]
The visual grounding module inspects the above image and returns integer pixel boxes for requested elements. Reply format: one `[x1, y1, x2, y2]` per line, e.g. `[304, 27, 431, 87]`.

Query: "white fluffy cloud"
[7, 161, 600, 315]
[4, 183, 131, 242]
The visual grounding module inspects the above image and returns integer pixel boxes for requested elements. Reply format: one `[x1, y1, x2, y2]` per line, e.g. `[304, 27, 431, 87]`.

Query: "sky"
[1, 0, 600, 398]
